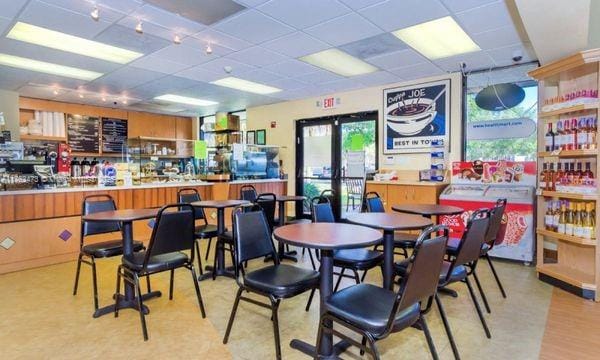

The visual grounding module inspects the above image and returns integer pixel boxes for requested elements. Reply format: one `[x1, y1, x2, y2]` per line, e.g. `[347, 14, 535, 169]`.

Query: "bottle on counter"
[71, 157, 81, 177]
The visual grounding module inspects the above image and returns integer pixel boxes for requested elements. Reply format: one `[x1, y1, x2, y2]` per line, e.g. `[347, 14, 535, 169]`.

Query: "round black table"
[346, 212, 432, 290]
[274, 195, 306, 262]
[82, 208, 160, 318]
[273, 223, 382, 359]
[191, 199, 249, 281]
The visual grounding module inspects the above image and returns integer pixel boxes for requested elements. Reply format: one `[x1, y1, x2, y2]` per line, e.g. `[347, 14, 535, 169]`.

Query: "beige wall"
[246, 72, 463, 194]
[0, 89, 20, 141]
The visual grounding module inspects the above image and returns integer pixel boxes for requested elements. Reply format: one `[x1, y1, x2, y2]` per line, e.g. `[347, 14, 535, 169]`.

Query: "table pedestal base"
[439, 288, 458, 297]
[93, 291, 162, 318]
[198, 265, 236, 281]
[290, 338, 351, 359]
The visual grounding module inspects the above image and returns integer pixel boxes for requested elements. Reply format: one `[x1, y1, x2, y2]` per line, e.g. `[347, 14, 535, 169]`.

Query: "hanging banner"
[467, 118, 536, 140]
[383, 78, 450, 154]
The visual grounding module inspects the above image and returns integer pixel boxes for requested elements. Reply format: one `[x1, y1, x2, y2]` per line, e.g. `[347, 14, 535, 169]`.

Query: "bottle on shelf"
[573, 202, 583, 237]
[563, 120, 572, 150]
[557, 202, 567, 234]
[545, 123, 555, 152]
[575, 162, 583, 184]
[577, 117, 588, 150]
[555, 162, 564, 188]
[566, 161, 575, 185]
[555, 120, 564, 150]
[539, 162, 548, 189]
[571, 118, 579, 150]
[565, 201, 575, 236]
[552, 201, 560, 232]
[582, 202, 594, 239]
[589, 117, 598, 150]
[583, 162, 594, 184]
[546, 162, 556, 191]
[545, 201, 554, 231]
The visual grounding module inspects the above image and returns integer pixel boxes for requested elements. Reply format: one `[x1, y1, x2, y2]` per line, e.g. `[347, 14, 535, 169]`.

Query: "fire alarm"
[270, 121, 276, 128]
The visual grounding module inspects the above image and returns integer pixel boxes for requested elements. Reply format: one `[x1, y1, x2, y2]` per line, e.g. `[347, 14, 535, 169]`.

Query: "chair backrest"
[240, 184, 258, 202]
[81, 194, 120, 237]
[232, 206, 278, 274]
[311, 196, 335, 223]
[143, 204, 196, 269]
[256, 192, 277, 231]
[365, 191, 385, 213]
[346, 178, 363, 195]
[177, 187, 207, 222]
[386, 225, 449, 334]
[485, 198, 507, 247]
[453, 208, 490, 268]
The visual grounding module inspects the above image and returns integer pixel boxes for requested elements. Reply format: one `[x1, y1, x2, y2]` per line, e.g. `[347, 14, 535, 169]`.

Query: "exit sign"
[322, 97, 338, 109]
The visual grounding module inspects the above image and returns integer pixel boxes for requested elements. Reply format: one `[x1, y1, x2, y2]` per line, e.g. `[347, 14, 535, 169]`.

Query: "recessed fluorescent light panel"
[0, 53, 103, 81]
[392, 16, 480, 60]
[211, 77, 281, 95]
[299, 49, 378, 77]
[155, 94, 218, 106]
[7, 22, 143, 64]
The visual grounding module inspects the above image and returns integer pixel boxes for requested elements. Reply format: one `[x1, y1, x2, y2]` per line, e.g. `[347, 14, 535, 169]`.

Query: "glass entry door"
[296, 112, 377, 220]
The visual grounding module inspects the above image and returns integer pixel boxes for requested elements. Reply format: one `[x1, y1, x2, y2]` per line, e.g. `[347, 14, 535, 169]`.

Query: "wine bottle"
[563, 120, 572, 150]
[557, 202, 567, 234]
[571, 118, 578, 150]
[573, 202, 583, 237]
[577, 117, 588, 149]
[565, 201, 575, 236]
[545, 123, 555, 152]
[582, 202, 593, 239]
[555, 120, 564, 150]
[545, 201, 554, 230]
[546, 163, 556, 191]
[539, 162, 547, 189]
[552, 201, 560, 232]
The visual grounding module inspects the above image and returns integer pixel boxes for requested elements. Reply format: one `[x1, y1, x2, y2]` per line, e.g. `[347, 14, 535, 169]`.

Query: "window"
[465, 65, 538, 161]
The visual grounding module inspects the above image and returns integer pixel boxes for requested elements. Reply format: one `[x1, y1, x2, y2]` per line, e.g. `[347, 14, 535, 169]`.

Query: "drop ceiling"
[0, 0, 537, 116]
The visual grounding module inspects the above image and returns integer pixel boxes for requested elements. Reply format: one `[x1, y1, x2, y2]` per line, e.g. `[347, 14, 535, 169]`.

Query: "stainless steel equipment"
[232, 151, 267, 179]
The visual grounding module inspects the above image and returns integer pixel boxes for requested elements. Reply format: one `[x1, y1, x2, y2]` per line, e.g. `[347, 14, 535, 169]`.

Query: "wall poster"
[383, 78, 450, 154]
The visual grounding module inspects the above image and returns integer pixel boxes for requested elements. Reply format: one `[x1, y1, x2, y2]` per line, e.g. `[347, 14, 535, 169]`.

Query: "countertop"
[0, 181, 213, 196]
[228, 179, 288, 184]
[366, 180, 449, 187]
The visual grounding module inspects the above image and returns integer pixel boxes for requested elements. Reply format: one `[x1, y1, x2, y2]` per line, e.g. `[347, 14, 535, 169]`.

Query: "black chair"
[305, 197, 383, 312]
[256, 192, 277, 232]
[316, 225, 450, 359]
[396, 208, 492, 360]
[223, 206, 319, 360]
[446, 199, 508, 313]
[240, 184, 258, 202]
[114, 204, 206, 341]
[365, 191, 417, 258]
[73, 194, 145, 312]
[178, 188, 219, 274]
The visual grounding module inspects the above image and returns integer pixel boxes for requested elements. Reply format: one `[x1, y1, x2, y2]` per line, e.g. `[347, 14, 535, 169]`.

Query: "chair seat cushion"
[195, 224, 218, 239]
[333, 249, 383, 269]
[446, 237, 490, 256]
[244, 264, 319, 298]
[82, 240, 144, 258]
[285, 218, 311, 225]
[394, 232, 418, 248]
[325, 283, 420, 335]
[395, 260, 467, 284]
[122, 251, 188, 274]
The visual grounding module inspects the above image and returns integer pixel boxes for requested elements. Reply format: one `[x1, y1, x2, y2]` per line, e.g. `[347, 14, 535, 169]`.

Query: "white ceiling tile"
[192, 29, 252, 51]
[39, 0, 129, 23]
[389, 62, 445, 80]
[485, 43, 537, 67]
[433, 51, 496, 72]
[151, 44, 214, 66]
[268, 77, 307, 90]
[180, 36, 234, 56]
[92, 67, 165, 91]
[234, 0, 270, 7]
[261, 32, 330, 58]
[359, 0, 449, 32]
[0, 66, 41, 91]
[201, 57, 257, 75]
[296, 70, 343, 84]
[19, 1, 113, 38]
[257, 0, 351, 29]
[338, 0, 387, 10]
[117, 16, 176, 41]
[96, 0, 142, 14]
[214, 9, 294, 44]
[340, 33, 407, 60]
[128, 75, 202, 99]
[440, 0, 497, 13]
[129, 4, 206, 36]
[226, 46, 288, 67]
[354, 70, 401, 87]
[455, 1, 513, 34]
[17, 85, 63, 100]
[0, 0, 28, 19]
[320, 78, 363, 92]
[472, 25, 523, 50]
[0, 17, 14, 36]
[304, 12, 383, 46]
[366, 48, 426, 70]
[237, 69, 283, 83]
[129, 55, 191, 74]
[262, 59, 318, 77]
[175, 66, 224, 82]
[94, 24, 171, 54]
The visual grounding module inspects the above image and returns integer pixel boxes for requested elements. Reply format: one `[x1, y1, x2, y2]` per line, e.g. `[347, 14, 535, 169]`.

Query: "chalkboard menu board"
[67, 114, 100, 153]
[102, 118, 128, 153]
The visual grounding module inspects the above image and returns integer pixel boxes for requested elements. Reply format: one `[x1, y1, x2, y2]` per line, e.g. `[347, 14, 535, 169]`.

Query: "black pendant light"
[475, 83, 525, 111]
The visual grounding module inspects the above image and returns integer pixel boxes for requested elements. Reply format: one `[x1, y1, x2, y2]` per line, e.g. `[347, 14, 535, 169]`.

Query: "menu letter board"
[67, 114, 99, 152]
[102, 118, 128, 153]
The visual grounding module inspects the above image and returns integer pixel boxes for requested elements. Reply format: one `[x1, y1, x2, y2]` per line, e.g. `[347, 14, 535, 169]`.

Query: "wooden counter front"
[365, 181, 448, 212]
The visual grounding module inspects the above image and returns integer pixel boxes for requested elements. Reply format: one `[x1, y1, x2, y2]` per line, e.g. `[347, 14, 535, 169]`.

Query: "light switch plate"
[1, 237, 16, 250]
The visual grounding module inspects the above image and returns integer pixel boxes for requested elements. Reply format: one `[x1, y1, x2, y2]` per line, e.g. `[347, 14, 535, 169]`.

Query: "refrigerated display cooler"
[439, 161, 536, 263]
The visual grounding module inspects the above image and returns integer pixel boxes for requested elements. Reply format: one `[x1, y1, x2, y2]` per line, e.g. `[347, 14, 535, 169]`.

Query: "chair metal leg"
[352, 269, 360, 284]
[485, 254, 507, 298]
[361, 269, 368, 282]
[366, 333, 380, 360]
[271, 299, 282, 360]
[146, 275, 152, 293]
[212, 241, 219, 281]
[472, 270, 491, 314]
[360, 336, 367, 356]
[169, 269, 175, 300]
[114, 266, 122, 318]
[435, 294, 460, 360]
[205, 237, 212, 261]
[223, 287, 244, 344]
[91, 257, 99, 311]
[72, 253, 83, 296]
[308, 249, 316, 270]
[421, 316, 439, 360]
[305, 288, 316, 312]
[195, 240, 203, 275]
[189, 265, 206, 318]
[465, 277, 491, 339]
[334, 268, 346, 292]
[134, 273, 148, 341]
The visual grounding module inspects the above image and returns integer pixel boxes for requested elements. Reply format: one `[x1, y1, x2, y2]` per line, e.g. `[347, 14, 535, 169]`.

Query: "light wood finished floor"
[1, 239, 591, 359]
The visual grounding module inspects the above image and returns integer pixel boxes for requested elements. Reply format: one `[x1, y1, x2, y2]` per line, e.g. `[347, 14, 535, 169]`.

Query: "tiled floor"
[0, 242, 570, 359]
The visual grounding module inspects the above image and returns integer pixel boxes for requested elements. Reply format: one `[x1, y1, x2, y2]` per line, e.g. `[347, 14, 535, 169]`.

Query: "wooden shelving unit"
[19, 134, 66, 142]
[530, 49, 600, 301]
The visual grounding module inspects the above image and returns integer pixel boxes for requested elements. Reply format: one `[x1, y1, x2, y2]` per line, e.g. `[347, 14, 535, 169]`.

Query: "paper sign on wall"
[467, 118, 536, 140]
[194, 140, 207, 160]
[350, 134, 365, 151]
